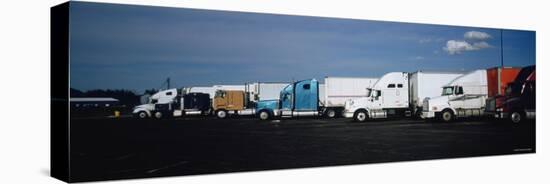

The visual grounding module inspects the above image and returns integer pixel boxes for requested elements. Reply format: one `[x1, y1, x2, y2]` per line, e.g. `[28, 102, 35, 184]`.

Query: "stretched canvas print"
[51, 1, 536, 182]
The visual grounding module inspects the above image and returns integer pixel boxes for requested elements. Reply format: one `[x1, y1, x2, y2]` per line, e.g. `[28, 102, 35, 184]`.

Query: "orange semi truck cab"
[213, 90, 251, 118]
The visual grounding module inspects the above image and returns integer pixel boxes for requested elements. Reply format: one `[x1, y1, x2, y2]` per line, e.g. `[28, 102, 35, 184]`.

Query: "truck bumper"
[486, 109, 505, 119]
[486, 112, 504, 119]
[500, 112, 508, 119]
[421, 111, 435, 119]
[343, 111, 354, 118]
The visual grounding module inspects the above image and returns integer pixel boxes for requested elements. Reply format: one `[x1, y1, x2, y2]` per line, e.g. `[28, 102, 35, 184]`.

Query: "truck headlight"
[432, 107, 438, 111]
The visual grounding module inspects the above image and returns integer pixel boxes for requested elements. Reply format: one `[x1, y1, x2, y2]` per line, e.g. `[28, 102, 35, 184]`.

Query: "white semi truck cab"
[133, 88, 178, 118]
[132, 88, 211, 119]
[343, 72, 410, 121]
[422, 70, 488, 122]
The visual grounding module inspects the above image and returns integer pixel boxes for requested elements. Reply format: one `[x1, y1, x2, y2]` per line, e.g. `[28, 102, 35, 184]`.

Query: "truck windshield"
[506, 82, 521, 96]
[215, 91, 224, 98]
[441, 87, 454, 96]
[366, 88, 373, 97]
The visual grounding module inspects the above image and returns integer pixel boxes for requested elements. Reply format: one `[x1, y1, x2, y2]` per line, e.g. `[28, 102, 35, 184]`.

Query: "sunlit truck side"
[343, 71, 462, 122]
[422, 67, 528, 122]
[254, 77, 377, 120]
[421, 70, 488, 122]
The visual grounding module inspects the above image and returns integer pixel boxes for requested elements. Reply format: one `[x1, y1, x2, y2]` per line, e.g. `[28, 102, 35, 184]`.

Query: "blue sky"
[69, 2, 535, 92]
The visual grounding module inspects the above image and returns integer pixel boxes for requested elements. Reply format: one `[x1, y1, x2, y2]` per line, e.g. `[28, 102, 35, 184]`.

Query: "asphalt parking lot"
[69, 116, 535, 182]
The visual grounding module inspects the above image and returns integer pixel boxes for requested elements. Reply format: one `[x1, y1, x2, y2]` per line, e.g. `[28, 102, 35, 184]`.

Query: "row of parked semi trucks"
[132, 65, 535, 123]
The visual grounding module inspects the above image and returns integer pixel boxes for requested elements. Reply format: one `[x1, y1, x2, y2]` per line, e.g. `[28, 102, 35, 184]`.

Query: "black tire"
[510, 111, 523, 123]
[136, 111, 148, 119]
[154, 111, 163, 119]
[353, 110, 368, 122]
[325, 109, 337, 118]
[440, 109, 454, 122]
[258, 110, 271, 120]
[216, 110, 228, 119]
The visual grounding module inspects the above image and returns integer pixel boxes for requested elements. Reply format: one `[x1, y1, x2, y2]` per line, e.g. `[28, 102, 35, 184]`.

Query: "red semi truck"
[486, 65, 535, 123]
[485, 67, 521, 118]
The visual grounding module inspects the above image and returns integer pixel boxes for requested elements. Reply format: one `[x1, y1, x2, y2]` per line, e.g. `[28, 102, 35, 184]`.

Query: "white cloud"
[464, 31, 491, 40]
[442, 30, 493, 55]
[443, 40, 491, 55]
[472, 41, 490, 49]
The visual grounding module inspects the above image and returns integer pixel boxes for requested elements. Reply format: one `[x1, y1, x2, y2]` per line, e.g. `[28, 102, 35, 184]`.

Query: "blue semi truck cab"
[256, 79, 320, 120]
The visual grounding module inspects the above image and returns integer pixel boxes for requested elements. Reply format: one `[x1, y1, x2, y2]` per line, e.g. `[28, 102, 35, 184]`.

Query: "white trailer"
[421, 70, 488, 122]
[409, 71, 463, 116]
[322, 77, 378, 118]
[246, 82, 288, 102]
[185, 85, 245, 99]
[185, 86, 215, 98]
[319, 83, 325, 106]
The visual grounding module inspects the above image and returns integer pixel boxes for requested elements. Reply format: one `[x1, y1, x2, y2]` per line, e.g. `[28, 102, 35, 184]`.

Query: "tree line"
[70, 88, 159, 106]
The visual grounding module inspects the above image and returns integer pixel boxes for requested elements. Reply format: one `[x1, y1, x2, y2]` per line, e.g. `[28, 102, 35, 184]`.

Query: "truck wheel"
[259, 110, 271, 120]
[440, 110, 454, 122]
[510, 111, 523, 123]
[137, 111, 148, 119]
[154, 111, 163, 119]
[326, 109, 337, 118]
[353, 110, 368, 122]
[216, 110, 228, 119]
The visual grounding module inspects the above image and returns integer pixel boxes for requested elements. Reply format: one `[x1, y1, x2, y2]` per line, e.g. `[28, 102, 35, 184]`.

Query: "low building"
[70, 97, 119, 108]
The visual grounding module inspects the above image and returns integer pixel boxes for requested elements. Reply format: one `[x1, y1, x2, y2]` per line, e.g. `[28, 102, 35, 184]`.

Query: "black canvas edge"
[51, 1, 71, 183]
[48, 1, 537, 183]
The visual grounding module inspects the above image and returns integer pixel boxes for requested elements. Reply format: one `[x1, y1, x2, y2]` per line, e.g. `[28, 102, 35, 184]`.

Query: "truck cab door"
[449, 86, 465, 108]
[280, 85, 293, 111]
[214, 91, 227, 109]
[369, 90, 383, 108]
[523, 81, 536, 109]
